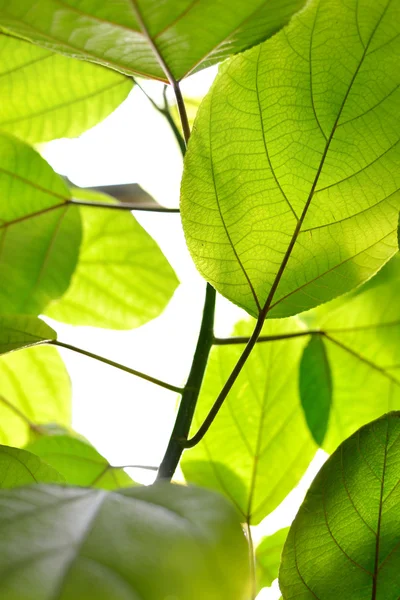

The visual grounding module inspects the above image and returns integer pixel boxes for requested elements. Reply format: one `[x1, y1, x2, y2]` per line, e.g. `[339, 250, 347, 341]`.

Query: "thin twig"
[213, 330, 321, 345]
[69, 198, 180, 212]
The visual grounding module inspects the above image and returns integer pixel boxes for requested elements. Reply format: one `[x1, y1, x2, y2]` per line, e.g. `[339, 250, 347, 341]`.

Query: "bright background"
[42, 68, 327, 599]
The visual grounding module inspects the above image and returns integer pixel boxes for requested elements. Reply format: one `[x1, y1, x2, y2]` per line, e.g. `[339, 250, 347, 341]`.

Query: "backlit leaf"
[0, 315, 56, 355]
[256, 527, 289, 591]
[181, 0, 400, 318]
[0, 34, 132, 144]
[45, 189, 178, 329]
[280, 412, 400, 599]
[0, 0, 307, 82]
[181, 318, 316, 525]
[26, 435, 135, 490]
[0, 345, 71, 447]
[0, 483, 250, 599]
[0, 444, 64, 488]
[0, 133, 81, 315]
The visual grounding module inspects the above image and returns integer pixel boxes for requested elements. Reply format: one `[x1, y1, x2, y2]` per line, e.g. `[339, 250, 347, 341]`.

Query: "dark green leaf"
[0, 345, 71, 447]
[0, 134, 81, 314]
[280, 412, 400, 599]
[26, 435, 135, 490]
[46, 189, 178, 329]
[0, 315, 56, 354]
[0, 444, 64, 488]
[0, 0, 307, 82]
[0, 34, 132, 144]
[300, 335, 332, 446]
[256, 527, 289, 591]
[181, 0, 400, 318]
[0, 483, 250, 599]
[182, 318, 316, 525]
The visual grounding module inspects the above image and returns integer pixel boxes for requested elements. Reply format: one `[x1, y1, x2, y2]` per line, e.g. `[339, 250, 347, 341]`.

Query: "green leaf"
[256, 527, 289, 591]
[0, 34, 132, 144]
[0, 315, 56, 354]
[26, 435, 135, 490]
[0, 483, 250, 599]
[299, 335, 332, 446]
[181, 318, 316, 525]
[0, 133, 81, 314]
[45, 189, 178, 329]
[0, 1, 307, 82]
[181, 0, 400, 318]
[0, 444, 64, 488]
[280, 412, 400, 599]
[0, 345, 71, 447]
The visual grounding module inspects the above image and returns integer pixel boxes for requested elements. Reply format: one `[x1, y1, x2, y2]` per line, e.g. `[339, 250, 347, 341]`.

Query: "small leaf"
[280, 412, 400, 599]
[0, 315, 56, 355]
[26, 435, 135, 490]
[0, 483, 250, 599]
[0, 0, 307, 82]
[256, 528, 289, 591]
[0, 34, 132, 144]
[0, 345, 71, 447]
[0, 445, 64, 488]
[182, 318, 316, 525]
[181, 0, 400, 318]
[45, 189, 179, 329]
[0, 134, 81, 314]
[299, 335, 332, 445]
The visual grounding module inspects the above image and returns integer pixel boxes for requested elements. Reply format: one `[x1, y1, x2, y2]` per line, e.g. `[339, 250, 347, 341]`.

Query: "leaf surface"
[299, 335, 332, 445]
[26, 435, 135, 490]
[280, 412, 400, 599]
[0, 0, 306, 82]
[256, 527, 289, 591]
[0, 345, 71, 447]
[0, 444, 64, 488]
[0, 483, 250, 599]
[46, 189, 178, 329]
[181, 0, 400, 318]
[0, 315, 56, 354]
[0, 34, 132, 144]
[0, 134, 81, 315]
[181, 318, 316, 524]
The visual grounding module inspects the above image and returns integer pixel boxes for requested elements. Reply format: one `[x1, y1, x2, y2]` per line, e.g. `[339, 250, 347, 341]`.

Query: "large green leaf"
[26, 435, 135, 490]
[181, 0, 400, 318]
[0, 0, 306, 82]
[46, 189, 178, 329]
[0, 34, 132, 144]
[0, 445, 64, 488]
[0, 315, 56, 354]
[0, 483, 250, 599]
[256, 527, 289, 591]
[280, 412, 400, 599]
[0, 133, 81, 314]
[0, 345, 71, 447]
[181, 318, 316, 525]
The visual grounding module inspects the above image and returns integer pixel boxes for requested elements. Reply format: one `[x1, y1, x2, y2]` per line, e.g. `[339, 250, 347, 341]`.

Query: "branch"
[213, 330, 320, 345]
[51, 341, 183, 395]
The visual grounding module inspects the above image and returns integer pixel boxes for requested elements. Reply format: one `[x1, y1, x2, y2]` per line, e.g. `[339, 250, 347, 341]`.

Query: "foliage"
[0, 0, 398, 598]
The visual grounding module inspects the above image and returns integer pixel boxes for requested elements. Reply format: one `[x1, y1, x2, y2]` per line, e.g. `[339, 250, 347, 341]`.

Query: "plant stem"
[213, 330, 321, 345]
[244, 522, 257, 600]
[157, 283, 216, 479]
[0, 395, 43, 435]
[69, 198, 180, 212]
[51, 341, 183, 395]
[170, 81, 191, 145]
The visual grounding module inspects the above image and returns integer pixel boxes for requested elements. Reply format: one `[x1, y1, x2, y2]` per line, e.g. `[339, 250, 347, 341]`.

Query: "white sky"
[42, 67, 327, 600]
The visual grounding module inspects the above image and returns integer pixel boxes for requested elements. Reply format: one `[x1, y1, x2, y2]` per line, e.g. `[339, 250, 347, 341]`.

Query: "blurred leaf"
[0, 134, 81, 314]
[181, 0, 400, 318]
[0, 345, 71, 447]
[0, 444, 64, 488]
[0, 315, 55, 354]
[0, 0, 307, 82]
[0, 483, 250, 599]
[256, 528, 289, 591]
[0, 34, 132, 144]
[299, 336, 332, 446]
[182, 318, 316, 525]
[26, 435, 135, 490]
[46, 189, 178, 329]
[280, 412, 400, 599]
